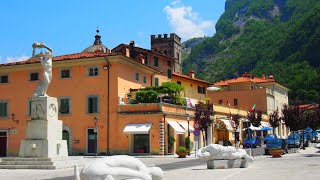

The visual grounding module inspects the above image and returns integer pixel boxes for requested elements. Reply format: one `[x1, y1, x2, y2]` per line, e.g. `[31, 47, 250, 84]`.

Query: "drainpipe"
[104, 57, 111, 155]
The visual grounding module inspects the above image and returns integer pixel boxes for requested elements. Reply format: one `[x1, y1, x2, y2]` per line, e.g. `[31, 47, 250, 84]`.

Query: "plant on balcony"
[131, 82, 185, 105]
[136, 89, 158, 103]
[176, 146, 188, 158]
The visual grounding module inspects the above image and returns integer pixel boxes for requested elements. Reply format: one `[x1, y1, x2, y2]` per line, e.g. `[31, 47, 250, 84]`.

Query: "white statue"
[78, 155, 163, 180]
[197, 144, 254, 162]
[32, 42, 53, 97]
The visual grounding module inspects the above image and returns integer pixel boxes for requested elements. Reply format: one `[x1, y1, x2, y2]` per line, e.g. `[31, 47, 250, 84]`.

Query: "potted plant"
[269, 148, 285, 158]
[168, 136, 175, 153]
[176, 146, 188, 158]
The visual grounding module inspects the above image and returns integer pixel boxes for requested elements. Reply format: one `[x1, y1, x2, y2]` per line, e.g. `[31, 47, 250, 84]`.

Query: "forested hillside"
[182, 0, 320, 103]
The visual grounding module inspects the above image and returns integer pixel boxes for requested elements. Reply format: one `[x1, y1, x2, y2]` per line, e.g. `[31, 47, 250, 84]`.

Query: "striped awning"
[167, 120, 185, 134]
[123, 123, 152, 134]
[178, 121, 194, 132]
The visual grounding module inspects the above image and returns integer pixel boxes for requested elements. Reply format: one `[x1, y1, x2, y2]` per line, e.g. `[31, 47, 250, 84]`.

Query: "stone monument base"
[207, 159, 249, 169]
[20, 139, 68, 158]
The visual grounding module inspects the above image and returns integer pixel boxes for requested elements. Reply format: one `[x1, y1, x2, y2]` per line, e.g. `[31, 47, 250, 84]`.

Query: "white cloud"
[164, 1, 215, 40]
[6, 55, 30, 63]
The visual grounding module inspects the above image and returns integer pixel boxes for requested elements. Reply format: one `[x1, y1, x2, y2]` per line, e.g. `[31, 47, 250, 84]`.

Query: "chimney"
[125, 48, 130, 57]
[189, 70, 195, 79]
[262, 74, 266, 79]
[129, 41, 136, 58]
[269, 75, 274, 79]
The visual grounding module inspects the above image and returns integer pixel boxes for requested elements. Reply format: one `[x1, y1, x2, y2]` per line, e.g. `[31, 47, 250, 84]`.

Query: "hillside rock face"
[182, 0, 320, 103]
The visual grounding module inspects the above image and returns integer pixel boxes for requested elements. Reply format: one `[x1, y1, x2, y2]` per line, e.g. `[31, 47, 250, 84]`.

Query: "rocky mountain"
[182, 0, 320, 103]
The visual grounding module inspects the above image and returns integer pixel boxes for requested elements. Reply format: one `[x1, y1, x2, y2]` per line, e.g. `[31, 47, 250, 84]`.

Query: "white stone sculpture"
[32, 42, 53, 97]
[79, 155, 163, 180]
[197, 144, 254, 162]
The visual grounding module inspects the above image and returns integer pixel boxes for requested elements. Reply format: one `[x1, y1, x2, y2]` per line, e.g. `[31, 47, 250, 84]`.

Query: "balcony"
[118, 102, 192, 116]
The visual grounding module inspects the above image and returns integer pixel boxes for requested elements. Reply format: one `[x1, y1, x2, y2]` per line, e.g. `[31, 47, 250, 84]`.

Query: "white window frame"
[88, 66, 99, 77]
[60, 68, 72, 79]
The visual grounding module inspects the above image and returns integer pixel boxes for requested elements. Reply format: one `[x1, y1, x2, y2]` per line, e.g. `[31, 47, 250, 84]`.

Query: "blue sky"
[0, 0, 225, 64]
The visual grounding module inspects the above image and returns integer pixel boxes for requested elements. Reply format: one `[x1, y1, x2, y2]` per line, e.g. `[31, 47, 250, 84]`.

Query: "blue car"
[264, 134, 278, 144]
[286, 132, 300, 148]
[243, 136, 262, 148]
[265, 138, 288, 155]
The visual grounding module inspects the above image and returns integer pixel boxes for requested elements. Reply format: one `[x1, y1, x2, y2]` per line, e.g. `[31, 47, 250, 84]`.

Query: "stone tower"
[151, 33, 182, 73]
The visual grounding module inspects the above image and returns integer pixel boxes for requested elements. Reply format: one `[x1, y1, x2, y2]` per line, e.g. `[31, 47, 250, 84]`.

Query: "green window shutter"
[0, 102, 7, 117]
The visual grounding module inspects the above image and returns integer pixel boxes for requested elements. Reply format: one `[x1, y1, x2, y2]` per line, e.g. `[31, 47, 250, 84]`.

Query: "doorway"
[87, 128, 97, 154]
[62, 130, 70, 154]
[0, 131, 7, 157]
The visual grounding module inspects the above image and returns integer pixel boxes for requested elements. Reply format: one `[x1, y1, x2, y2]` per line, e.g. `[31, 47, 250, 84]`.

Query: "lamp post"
[93, 116, 98, 156]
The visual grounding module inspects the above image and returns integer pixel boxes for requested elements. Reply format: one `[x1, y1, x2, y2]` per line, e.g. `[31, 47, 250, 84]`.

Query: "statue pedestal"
[19, 96, 68, 158]
[207, 159, 249, 169]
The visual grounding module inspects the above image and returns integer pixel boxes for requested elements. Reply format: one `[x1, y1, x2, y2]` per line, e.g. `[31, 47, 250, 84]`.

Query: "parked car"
[264, 134, 278, 144]
[286, 132, 300, 148]
[265, 138, 288, 155]
[243, 136, 262, 148]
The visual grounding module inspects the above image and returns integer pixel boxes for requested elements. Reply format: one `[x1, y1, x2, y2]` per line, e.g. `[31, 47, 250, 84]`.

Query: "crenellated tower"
[151, 33, 182, 73]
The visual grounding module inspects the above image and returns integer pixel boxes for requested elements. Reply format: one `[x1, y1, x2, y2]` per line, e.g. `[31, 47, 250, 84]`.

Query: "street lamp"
[93, 116, 98, 156]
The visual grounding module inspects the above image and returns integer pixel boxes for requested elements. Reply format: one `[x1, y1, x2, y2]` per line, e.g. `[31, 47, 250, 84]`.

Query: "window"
[135, 73, 139, 81]
[198, 86, 203, 94]
[88, 67, 99, 76]
[143, 76, 146, 84]
[234, 99, 238, 106]
[168, 60, 171, 67]
[167, 69, 172, 79]
[218, 99, 223, 104]
[61, 69, 71, 78]
[154, 56, 159, 67]
[177, 81, 181, 85]
[87, 96, 99, 113]
[60, 97, 71, 114]
[202, 87, 206, 94]
[30, 72, 39, 81]
[0, 75, 8, 84]
[155, 78, 159, 87]
[0, 101, 8, 117]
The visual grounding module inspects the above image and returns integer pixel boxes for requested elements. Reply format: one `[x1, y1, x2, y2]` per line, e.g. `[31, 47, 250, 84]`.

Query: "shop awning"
[216, 119, 234, 131]
[261, 121, 271, 127]
[167, 120, 186, 134]
[123, 123, 152, 134]
[178, 121, 194, 132]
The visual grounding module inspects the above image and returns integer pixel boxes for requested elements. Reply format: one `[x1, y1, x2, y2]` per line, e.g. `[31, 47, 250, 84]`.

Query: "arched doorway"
[63, 125, 72, 155]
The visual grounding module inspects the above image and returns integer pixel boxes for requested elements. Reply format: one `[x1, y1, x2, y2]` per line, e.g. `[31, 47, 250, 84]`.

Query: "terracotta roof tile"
[172, 72, 212, 85]
[213, 73, 276, 86]
[0, 52, 120, 67]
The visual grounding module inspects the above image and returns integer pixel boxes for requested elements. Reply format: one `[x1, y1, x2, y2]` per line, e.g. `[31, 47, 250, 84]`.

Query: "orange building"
[207, 72, 289, 138]
[0, 32, 213, 156]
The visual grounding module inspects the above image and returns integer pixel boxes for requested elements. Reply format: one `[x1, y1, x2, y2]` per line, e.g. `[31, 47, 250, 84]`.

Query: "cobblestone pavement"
[0, 146, 320, 180]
